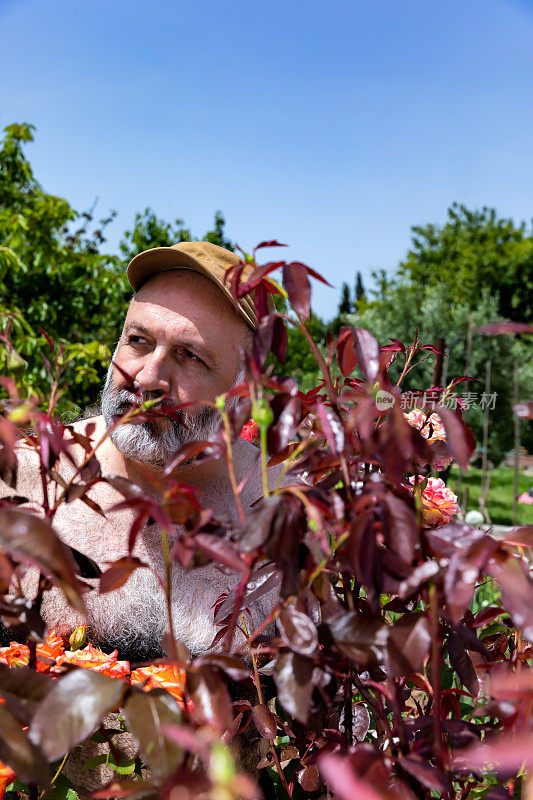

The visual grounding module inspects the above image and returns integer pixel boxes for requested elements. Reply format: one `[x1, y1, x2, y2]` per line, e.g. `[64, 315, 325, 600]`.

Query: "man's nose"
[134, 353, 171, 396]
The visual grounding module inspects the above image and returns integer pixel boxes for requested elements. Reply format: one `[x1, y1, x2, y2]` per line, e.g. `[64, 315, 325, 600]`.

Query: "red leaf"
[278, 606, 319, 657]
[316, 403, 345, 455]
[294, 262, 333, 287]
[352, 329, 380, 381]
[122, 689, 184, 779]
[273, 650, 314, 723]
[500, 525, 533, 548]
[447, 632, 480, 696]
[477, 321, 533, 335]
[29, 669, 127, 762]
[194, 533, 245, 572]
[283, 262, 311, 318]
[253, 240, 288, 253]
[453, 733, 533, 773]
[337, 328, 357, 377]
[99, 556, 148, 593]
[487, 551, 533, 641]
[252, 703, 278, 738]
[0, 508, 85, 613]
[320, 753, 386, 800]
[387, 613, 431, 678]
[186, 665, 233, 732]
[434, 405, 475, 469]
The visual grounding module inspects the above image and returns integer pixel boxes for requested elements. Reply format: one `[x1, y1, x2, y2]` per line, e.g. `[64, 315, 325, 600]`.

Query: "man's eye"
[128, 335, 148, 346]
[184, 349, 202, 364]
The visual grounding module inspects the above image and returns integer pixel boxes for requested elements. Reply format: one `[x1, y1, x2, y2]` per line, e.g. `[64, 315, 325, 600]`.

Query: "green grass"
[447, 464, 533, 526]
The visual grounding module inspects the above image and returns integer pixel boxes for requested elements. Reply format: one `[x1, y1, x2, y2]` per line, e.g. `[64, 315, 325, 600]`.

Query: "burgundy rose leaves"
[0, 244, 533, 799]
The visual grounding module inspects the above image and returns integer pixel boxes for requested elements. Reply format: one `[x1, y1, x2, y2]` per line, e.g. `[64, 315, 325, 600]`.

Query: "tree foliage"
[355, 270, 366, 305]
[398, 202, 533, 322]
[0, 123, 131, 414]
[0, 124, 235, 416]
[338, 282, 352, 315]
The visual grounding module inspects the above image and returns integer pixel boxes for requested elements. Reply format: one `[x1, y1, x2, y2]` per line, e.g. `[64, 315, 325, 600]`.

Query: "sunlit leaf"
[29, 669, 126, 761]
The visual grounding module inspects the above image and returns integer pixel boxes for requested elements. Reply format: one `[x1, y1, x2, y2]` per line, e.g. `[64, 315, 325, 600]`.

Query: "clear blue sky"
[2, 0, 532, 320]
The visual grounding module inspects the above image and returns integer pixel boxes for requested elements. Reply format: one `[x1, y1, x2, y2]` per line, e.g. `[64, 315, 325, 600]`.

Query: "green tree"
[0, 124, 237, 415]
[353, 280, 532, 463]
[282, 311, 327, 391]
[338, 283, 352, 315]
[0, 123, 130, 414]
[119, 208, 233, 262]
[355, 271, 366, 305]
[119, 208, 192, 259]
[398, 203, 533, 322]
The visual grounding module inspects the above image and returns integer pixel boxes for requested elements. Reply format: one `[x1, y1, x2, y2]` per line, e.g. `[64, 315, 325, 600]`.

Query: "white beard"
[100, 366, 223, 470]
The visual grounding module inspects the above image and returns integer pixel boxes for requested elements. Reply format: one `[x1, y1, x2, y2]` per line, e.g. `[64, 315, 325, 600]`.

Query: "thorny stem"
[160, 526, 177, 660]
[241, 614, 292, 799]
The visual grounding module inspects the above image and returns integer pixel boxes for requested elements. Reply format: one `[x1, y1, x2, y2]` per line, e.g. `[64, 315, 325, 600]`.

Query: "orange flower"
[0, 642, 29, 668]
[130, 664, 185, 703]
[36, 630, 65, 672]
[405, 410, 452, 472]
[0, 760, 16, 800]
[406, 476, 459, 527]
[59, 642, 130, 679]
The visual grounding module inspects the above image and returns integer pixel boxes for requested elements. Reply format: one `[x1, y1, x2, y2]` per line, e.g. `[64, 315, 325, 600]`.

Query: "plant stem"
[428, 584, 447, 781]
[241, 614, 292, 799]
[220, 406, 246, 524]
[50, 752, 68, 786]
[259, 421, 270, 498]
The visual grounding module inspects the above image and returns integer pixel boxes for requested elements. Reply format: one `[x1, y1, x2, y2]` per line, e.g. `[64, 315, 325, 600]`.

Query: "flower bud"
[69, 623, 87, 651]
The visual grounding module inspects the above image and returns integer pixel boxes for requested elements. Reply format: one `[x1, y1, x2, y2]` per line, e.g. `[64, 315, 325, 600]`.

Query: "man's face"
[101, 269, 250, 468]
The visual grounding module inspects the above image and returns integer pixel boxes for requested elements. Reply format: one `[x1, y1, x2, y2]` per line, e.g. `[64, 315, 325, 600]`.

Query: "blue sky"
[2, 0, 532, 319]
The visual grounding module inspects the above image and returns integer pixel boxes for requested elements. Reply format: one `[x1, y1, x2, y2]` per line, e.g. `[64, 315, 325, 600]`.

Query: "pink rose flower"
[405, 410, 453, 472]
[405, 476, 459, 527]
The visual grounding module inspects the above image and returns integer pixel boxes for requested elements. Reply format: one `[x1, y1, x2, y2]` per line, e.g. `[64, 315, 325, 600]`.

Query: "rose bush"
[0, 241, 532, 799]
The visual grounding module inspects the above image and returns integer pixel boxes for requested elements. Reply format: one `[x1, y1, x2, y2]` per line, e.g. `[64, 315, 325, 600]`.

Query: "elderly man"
[5, 241, 280, 660]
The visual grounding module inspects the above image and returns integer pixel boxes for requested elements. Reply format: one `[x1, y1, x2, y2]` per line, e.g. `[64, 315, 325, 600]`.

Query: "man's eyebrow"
[124, 323, 151, 337]
[124, 323, 215, 363]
